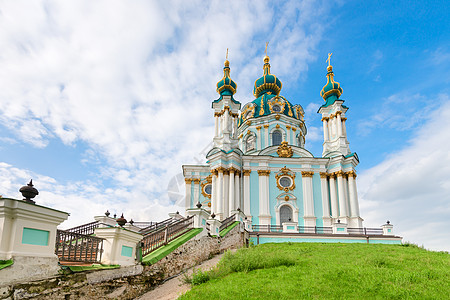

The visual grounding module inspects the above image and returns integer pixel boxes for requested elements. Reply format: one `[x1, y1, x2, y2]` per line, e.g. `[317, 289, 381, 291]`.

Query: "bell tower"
[318, 54, 351, 158]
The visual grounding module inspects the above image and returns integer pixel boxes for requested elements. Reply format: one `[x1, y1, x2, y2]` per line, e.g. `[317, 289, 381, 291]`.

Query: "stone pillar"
[186, 207, 210, 228]
[301, 171, 316, 227]
[264, 124, 269, 149]
[320, 173, 332, 226]
[184, 178, 192, 209]
[243, 170, 251, 218]
[207, 217, 222, 236]
[211, 171, 217, 215]
[229, 169, 235, 213]
[336, 111, 343, 136]
[217, 168, 224, 220]
[348, 171, 362, 228]
[192, 179, 200, 207]
[332, 220, 348, 234]
[234, 171, 240, 210]
[256, 126, 262, 150]
[382, 222, 394, 236]
[342, 117, 347, 136]
[94, 227, 143, 266]
[336, 171, 348, 219]
[329, 174, 338, 219]
[322, 117, 329, 141]
[258, 170, 271, 225]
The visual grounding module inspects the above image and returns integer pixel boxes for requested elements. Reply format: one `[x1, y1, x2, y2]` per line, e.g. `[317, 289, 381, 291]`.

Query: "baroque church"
[183, 52, 363, 230]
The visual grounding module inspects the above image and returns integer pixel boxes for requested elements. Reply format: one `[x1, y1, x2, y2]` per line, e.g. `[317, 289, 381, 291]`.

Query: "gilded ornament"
[263, 124, 269, 128]
[319, 172, 328, 178]
[268, 97, 286, 114]
[286, 125, 291, 129]
[275, 114, 280, 120]
[246, 120, 252, 126]
[275, 166, 296, 192]
[335, 170, 344, 177]
[301, 171, 314, 177]
[201, 180, 212, 199]
[243, 169, 252, 176]
[257, 170, 271, 176]
[321, 117, 329, 122]
[256, 125, 262, 130]
[292, 127, 297, 132]
[193, 178, 201, 184]
[260, 97, 265, 115]
[184, 178, 193, 184]
[277, 141, 293, 158]
[284, 195, 289, 201]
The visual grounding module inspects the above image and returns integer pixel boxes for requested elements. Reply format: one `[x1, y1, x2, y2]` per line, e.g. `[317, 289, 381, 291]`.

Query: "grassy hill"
[180, 243, 449, 299]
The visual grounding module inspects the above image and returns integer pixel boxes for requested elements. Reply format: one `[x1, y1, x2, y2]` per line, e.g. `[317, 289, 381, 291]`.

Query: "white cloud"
[358, 96, 450, 252]
[0, 1, 331, 226]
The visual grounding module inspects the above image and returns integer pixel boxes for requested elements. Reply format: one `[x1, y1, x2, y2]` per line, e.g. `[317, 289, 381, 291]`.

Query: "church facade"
[183, 54, 364, 230]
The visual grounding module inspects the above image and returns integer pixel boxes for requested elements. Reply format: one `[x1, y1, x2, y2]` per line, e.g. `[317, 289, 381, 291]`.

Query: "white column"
[348, 172, 360, 217]
[234, 172, 240, 210]
[329, 174, 338, 218]
[223, 170, 229, 219]
[342, 117, 347, 136]
[320, 173, 331, 220]
[337, 112, 343, 136]
[214, 115, 219, 137]
[217, 169, 223, 219]
[233, 117, 238, 138]
[256, 126, 262, 150]
[286, 126, 291, 143]
[328, 117, 333, 138]
[302, 172, 316, 227]
[193, 179, 200, 207]
[185, 179, 192, 209]
[211, 172, 217, 213]
[264, 125, 269, 148]
[336, 171, 348, 219]
[322, 117, 329, 141]
[258, 170, 271, 225]
[229, 169, 235, 213]
[243, 170, 251, 217]
[223, 110, 230, 134]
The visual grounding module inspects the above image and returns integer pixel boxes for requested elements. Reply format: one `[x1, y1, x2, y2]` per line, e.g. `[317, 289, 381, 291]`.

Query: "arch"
[280, 205, 293, 224]
[272, 130, 282, 146]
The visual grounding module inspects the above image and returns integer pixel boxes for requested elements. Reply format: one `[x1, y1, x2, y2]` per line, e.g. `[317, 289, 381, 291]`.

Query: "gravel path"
[137, 251, 232, 300]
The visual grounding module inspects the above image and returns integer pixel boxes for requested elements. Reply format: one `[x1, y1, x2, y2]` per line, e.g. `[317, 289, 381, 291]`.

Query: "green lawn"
[180, 243, 450, 299]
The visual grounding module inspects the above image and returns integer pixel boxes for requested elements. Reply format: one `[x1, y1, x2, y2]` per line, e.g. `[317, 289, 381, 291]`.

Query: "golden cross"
[326, 53, 333, 66]
[226, 48, 229, 60]
[265, 42, 269, 56]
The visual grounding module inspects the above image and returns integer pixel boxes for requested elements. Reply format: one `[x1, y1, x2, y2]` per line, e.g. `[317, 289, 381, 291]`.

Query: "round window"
[204, 184, 212, 195]
[272, 104, 281, 112]
[279, 177, 292, 188]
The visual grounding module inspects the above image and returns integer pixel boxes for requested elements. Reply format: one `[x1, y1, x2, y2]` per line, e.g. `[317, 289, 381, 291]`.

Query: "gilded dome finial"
[264, 42, 270, 63]
[320, 53, 342, 101]
[253, 42, 282, 98]
[216, 49, 236, 96]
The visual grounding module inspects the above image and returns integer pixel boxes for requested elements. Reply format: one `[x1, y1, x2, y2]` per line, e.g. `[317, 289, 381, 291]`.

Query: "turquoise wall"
[312, 173, 323, 227]
[249, 171, 259, 224]
[22, 227, 49, 246]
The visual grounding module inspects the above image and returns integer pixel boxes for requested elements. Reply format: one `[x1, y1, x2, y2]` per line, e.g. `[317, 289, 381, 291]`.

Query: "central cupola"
[253, 55, 282, 97]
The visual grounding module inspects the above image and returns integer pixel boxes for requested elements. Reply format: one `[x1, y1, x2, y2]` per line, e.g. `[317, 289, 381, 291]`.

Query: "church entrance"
[280, 205, 293, 224]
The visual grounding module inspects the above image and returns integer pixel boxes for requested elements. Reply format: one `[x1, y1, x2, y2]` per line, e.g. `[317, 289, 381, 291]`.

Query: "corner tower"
[318, 54, 351, 158]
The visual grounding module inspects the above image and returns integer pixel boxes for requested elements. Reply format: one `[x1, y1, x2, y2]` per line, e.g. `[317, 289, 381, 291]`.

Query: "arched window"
[246, 135, 256, 152]
[272, 130, 282, 146]
[280, 205, 293, 224]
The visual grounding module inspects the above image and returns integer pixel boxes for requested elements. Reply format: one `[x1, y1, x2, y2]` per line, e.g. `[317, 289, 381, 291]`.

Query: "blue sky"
[0, 0, 449, 251]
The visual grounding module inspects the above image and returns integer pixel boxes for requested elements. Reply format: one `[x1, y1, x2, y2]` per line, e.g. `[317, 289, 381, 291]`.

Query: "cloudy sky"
[0, 1, 449, 251]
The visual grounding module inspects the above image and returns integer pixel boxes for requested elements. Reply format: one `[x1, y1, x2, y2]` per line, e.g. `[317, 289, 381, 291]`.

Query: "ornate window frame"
[268, 96, 286, 114]
[241, 103, 256, 121]
[275, 166, 296, 192]
[201, 176, 212, 199]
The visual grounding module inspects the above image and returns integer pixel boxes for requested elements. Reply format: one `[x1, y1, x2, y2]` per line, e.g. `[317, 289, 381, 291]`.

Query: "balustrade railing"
[55, 229, 104, 263]
[140, 217, 178, 235]
[65, 221, 100, 236]
[219, 214, 236, 232]
[252, 225, 384, 236]
[141, 216, 194, 257]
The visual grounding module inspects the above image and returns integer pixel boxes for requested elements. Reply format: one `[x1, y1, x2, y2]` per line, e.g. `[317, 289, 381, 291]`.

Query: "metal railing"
[219, 214, 236, 232]
[65, 221, 100, 236]
[132, 221, 157, 229]
[252, 225, 384, 236]
[140, 217, 178, 235]
[141, 216, 194, 257]
[56, 229, 104, 263]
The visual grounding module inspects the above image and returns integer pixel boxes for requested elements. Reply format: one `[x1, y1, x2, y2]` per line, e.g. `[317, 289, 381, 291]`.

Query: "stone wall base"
[0, 225, 246, 300]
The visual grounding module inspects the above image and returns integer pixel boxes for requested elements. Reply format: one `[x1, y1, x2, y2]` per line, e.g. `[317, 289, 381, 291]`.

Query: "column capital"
[223, 169, 230, 175]
[335, 170, 344, 177]
[184, 178, 193, 184]
[341, 117, 347, 121]
[286, 125, 291, 129]
[192, 178, 201, 184]
[346, 170, 357, 178]
[336, 111, 342, 116]
[301, 171, 314, 177]
[256, 125, 262, 130]
[319, 172, 328, 178]
[243, 169, 252, 176]
[292, 127, 297, 132]
[216, 166, 226, 174]
[321, 116, 329, 122]
[263, 124, 269, 129]
[257, 170, 271, 176]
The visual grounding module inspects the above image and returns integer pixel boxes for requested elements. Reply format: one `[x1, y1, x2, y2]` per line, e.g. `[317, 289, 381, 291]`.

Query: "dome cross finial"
[265, 42, 269, 56]
[326, 53, 333, 66]
[226, 48, 229, 60]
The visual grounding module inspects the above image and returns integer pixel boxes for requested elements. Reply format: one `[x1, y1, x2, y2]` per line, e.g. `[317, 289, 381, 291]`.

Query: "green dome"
[216, 60, 237, 96]
[320, 65, 343, 101]
[253, 56, 282, 98]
